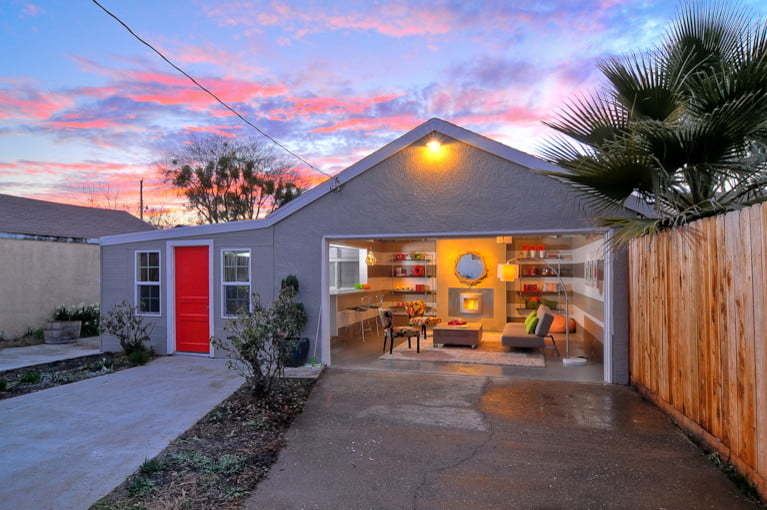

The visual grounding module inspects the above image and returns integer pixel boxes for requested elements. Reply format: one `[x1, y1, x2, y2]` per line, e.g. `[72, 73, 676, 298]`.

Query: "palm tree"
[541, 3, 767, 246]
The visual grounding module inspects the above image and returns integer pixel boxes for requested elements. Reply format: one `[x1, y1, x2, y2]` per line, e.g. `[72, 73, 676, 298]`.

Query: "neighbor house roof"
[98, 117, 603, 246]
[0, 193, 154, 240]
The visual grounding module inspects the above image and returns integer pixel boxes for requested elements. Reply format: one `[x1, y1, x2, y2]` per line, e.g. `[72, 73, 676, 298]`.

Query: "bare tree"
[142, 206, 181, 229]
[163, 135, 303, 224]
[81, 183, 126, 210]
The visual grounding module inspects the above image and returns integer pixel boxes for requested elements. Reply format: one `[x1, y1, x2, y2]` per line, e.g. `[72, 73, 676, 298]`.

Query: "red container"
[412, 265, 425, 277]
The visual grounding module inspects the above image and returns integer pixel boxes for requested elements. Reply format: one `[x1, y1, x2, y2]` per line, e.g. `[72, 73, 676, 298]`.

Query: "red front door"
[175, 246, 210, 353]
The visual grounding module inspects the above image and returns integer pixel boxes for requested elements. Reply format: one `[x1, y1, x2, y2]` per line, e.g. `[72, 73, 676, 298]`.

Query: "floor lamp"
[497, 259, 587, 367]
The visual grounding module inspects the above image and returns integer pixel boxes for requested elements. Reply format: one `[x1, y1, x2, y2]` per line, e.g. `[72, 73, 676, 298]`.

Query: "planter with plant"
[278, 275, 309, 367]
[43, 303, 100, 344]
[100, 301, 154, 366]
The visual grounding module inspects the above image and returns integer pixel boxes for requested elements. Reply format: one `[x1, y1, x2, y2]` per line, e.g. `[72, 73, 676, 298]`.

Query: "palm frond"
[600, 53, 682, 121]
[544, 93, 629, 147]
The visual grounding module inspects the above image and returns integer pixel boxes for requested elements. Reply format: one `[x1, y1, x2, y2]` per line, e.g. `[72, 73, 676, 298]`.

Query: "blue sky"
[2, 0, 766, 219]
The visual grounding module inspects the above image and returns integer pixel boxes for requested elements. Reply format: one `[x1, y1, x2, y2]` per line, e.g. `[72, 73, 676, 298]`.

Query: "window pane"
[225, 285, 250, 316]
[329, 263, 337, 288]
[339, 247, 357, 259]
[139, 284, 160, 314]
[137, 252, 160, 282]
[339, 261, 359, 288]
[223, 250, 249, 282]
[235, 252, 249, 267]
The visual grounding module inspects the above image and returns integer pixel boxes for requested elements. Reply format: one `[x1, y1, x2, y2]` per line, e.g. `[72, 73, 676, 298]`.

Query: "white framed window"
[135, 250, 161, 316]
[221, 249, 251, 318]
[329, 244, 366, 291]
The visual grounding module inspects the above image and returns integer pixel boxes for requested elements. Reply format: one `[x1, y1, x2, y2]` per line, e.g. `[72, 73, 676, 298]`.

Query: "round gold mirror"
[454, 252, 487, 286]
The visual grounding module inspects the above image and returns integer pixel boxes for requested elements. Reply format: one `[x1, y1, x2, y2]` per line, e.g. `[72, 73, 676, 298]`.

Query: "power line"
[90, 0, 340, 187]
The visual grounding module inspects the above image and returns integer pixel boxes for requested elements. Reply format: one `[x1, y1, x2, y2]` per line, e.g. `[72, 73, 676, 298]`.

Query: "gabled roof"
[0, 193, 154, 240]
[99, 118, 565, 246]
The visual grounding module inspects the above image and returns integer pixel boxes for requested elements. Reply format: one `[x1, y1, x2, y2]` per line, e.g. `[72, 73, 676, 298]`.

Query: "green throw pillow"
[525, 317, 539, 334]
[523, 311, 538, 334]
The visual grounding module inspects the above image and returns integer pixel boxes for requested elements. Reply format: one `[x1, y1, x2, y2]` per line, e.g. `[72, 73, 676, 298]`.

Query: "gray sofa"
[501, 305, 560, 357]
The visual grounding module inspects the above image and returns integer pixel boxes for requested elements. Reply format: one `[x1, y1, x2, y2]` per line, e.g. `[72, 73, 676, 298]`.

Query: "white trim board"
[99, 118, 575, 247]
[165, 239, 215, 357]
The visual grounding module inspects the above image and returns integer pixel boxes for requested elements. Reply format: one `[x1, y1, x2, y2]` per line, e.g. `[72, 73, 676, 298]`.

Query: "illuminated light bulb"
[426, 139, 442, 152]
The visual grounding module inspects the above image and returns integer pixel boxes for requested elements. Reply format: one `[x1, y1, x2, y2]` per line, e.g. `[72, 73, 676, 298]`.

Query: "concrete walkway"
[248, 368, 760, 510]
[0, 336, 100, 372]
[0, 356, 242, 510]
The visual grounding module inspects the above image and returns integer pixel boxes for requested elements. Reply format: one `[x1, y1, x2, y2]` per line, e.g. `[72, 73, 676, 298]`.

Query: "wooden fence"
[629, 202, 767, 495]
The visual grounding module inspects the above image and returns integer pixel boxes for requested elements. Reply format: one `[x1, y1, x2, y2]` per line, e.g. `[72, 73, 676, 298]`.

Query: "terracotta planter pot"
[43, 320, 82, 344]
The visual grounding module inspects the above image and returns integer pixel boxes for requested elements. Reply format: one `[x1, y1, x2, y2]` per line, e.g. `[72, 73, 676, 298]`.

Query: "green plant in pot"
[278, 275, 309, 368]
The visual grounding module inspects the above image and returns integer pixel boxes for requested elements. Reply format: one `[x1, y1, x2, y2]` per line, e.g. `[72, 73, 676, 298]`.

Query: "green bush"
[101, 302, 153, 356]
[127, 476, 156, 497]
[53, 304, 100, 336]
[138, 458, 165, 476]
[20, 371, 41, 384]
[0, 379, 6, 392]
[127, 349, 153, 366]
[213, 277, 307, 398]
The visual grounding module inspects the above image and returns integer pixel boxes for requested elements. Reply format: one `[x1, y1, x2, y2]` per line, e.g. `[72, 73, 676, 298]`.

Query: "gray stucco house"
[99, 118, 629, 383]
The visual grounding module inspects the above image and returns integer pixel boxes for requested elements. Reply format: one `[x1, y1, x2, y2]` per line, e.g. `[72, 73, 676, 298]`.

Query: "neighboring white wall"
[0, 238, 100, 339]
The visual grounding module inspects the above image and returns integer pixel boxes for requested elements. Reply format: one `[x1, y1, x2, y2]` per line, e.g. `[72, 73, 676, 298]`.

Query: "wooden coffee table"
[432, 322, 482, 348]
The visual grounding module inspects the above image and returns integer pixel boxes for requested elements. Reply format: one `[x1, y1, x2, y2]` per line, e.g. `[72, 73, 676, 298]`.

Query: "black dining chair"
[378, 308, 421, 354]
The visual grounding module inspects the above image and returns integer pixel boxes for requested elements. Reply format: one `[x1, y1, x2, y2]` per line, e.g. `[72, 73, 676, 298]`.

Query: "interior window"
[222, 249, 251, 317]
[136, 251, 160, 314]
[329, 244, 362, 291]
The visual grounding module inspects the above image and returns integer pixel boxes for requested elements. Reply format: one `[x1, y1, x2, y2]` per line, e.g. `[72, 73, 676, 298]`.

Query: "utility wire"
[90, 0, 341, 188]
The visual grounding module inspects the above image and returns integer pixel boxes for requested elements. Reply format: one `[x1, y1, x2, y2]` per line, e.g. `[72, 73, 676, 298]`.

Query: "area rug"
[379, 332, 545, 368]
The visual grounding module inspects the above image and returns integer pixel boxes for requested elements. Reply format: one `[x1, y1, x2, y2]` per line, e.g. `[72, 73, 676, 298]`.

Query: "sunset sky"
[3, 0, 767, 222]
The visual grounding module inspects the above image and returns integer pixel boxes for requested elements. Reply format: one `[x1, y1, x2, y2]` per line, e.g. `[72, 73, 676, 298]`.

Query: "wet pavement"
[247, 368, 759, 510]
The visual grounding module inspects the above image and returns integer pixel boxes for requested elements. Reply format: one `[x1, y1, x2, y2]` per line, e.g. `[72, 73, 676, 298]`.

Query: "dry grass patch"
[91, 379, 315, 510]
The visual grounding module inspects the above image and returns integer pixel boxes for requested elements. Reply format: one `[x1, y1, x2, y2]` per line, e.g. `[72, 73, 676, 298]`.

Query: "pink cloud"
[0, 89, 73, 120]
[45, 119, 122, 130]
[21, 3, 43, 17]
[205, 1, 460, 38]
[311, 115, 422, 133]
[268, 93, 402, 120]
[183, 124, 242, 137]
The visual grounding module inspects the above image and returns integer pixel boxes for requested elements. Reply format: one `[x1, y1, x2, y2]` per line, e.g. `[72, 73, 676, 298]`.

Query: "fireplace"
[460, 292, 482, 314]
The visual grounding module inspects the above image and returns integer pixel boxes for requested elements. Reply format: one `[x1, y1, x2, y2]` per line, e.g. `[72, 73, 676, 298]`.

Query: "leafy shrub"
[213, 276, 307, 398]
[127, 476, 156, 497]
[127, 349, 152, 366]
[53, 304, 100, 337]
[20, 371, 41, 384]
[0, 379, 6, 392]
[100, 302, 154, 364]
[138, 458, 165, 476]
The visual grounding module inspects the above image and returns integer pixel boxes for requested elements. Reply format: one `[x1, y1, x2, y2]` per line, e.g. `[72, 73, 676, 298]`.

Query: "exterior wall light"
[426, 139, 442, 153]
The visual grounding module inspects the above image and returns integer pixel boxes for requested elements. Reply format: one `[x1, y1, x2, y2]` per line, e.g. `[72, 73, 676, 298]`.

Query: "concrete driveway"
[0, 356, 242, 510]
[248, 368, 759, 510]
